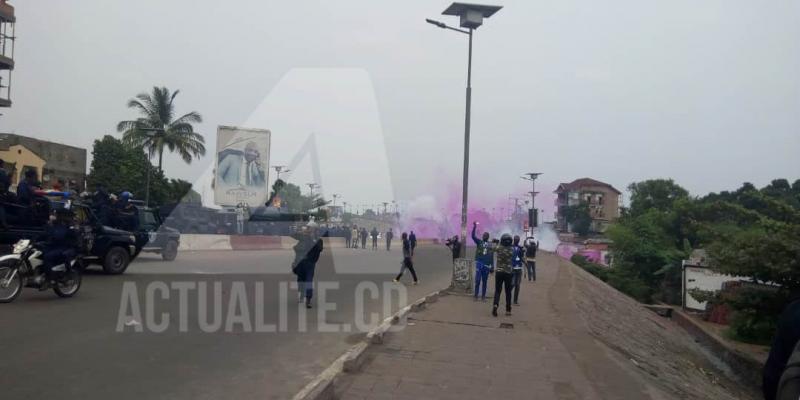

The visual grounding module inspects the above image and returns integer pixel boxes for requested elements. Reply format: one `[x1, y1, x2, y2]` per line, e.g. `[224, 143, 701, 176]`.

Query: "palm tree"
[117, 86, 206, 171]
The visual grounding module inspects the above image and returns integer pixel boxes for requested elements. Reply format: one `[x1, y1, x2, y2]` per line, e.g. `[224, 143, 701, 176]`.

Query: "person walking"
[524, 235, 539, 281]
[471, 222, 494, 301]
[370, 227, 378, 250]
[291, 225, 324, 309]
[344, 225, 352, 248]
[511, 235, 524, 305]
[409, 231, 417, 256]
[351, 226, 359, 248]
[393, 232, 418, 284]
[385, 228, 394, 251]
[445, 235, 461, 265]
[492, 233, 515, 317]
[360, 227, 368, 249]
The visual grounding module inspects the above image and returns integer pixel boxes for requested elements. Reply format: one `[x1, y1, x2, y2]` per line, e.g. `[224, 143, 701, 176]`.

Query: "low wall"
[671, 309, 764, 389]
[179, 234, 349, 251]
[178, 234, 233, 251]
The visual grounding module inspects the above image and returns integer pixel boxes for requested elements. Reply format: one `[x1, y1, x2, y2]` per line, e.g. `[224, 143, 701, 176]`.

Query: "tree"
[117, 86, 206, 172]
[627, 179, 689, 216]
[87, 135, 197, 206]
[606, 177, 800, 343]
[560, 203, 592, 236]
[267, 179, 326, 212]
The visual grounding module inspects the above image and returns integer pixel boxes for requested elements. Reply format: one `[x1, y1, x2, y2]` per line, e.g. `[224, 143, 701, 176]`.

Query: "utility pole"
[307, 183, 319, 197]
[273, 165, 290, 182]
[522, 173, 542, 231]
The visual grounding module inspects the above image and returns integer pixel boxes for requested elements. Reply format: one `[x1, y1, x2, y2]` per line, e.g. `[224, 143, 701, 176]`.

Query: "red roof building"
[554, 178, 621, 233]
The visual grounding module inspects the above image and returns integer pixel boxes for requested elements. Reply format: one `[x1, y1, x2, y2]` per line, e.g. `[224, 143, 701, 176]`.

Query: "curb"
[291, 287, 448, 400]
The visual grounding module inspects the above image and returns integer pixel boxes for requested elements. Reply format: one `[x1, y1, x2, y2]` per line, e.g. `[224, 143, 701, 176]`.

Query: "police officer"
[37, 208, 78, 288]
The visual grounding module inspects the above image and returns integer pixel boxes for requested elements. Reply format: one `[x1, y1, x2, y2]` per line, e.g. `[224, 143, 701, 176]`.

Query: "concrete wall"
[682, 265, 749, 311]
[0, 133, 87, 190]
[178, 235, 348, 251]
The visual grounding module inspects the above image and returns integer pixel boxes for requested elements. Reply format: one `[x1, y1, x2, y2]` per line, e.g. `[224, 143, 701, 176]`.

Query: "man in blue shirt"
[511, 235, 524, 305]
[471, 221, 494, 301]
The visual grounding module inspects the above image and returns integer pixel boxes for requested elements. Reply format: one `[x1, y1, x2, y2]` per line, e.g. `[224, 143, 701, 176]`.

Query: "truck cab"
[0, 194, 137, 274]
[130, 204, 180, 261]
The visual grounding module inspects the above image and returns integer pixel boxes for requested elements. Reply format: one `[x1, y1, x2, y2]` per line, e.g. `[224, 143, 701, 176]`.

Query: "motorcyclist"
[36, 207, 79, 288]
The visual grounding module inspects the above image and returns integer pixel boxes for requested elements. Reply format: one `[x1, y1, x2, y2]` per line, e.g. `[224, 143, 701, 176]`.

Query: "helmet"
[500, 233, 513, 246]
[121, 191, 132, 199]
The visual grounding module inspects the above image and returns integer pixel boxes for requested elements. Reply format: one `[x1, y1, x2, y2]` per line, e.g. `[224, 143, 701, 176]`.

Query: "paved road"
[0, 245, 452, 400]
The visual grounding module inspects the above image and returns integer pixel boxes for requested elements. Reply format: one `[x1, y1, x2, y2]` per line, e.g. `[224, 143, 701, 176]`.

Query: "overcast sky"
[1, 0, 798, 209]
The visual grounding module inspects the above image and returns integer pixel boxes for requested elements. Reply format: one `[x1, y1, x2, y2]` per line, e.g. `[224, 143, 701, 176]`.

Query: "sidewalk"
[335, 252, 758, 400]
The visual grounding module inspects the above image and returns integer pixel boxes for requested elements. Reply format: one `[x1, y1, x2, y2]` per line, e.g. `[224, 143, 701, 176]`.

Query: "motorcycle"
[0, 239, 82, 303]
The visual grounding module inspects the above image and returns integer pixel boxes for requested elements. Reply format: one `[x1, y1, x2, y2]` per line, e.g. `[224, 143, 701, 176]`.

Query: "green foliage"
[607, 177, 800, 343]
[117, 86, 205, 171]
[87, 135, 195, 206]
[560, 203, 592, 236]
[268, 179, 327, 213]
[571, 253, 654, 302]
[627, 179, 689, 216]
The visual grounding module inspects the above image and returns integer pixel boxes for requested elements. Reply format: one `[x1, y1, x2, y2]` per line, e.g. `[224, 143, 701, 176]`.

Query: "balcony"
[0, 53, 12, 70]
[0, 1, 14, 23]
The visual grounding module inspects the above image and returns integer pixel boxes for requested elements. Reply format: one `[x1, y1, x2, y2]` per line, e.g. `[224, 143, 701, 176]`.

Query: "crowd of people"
[323, 225, 405, 252]
[444, 221, 539, 317]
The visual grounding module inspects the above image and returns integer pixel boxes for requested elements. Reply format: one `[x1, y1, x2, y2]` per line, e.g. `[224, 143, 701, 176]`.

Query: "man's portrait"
[217, 141, 266, 187]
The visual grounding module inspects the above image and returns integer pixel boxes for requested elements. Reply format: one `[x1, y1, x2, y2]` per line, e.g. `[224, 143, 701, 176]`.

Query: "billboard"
[214, 126, 271, 207]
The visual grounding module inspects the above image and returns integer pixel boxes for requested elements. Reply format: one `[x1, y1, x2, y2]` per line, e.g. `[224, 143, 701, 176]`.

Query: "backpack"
[777, 340, 800, 400]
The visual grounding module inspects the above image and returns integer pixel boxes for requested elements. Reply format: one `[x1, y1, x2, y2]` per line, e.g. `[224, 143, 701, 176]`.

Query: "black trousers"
[493, 271, 513, 312]
[395, 257, 418, 282]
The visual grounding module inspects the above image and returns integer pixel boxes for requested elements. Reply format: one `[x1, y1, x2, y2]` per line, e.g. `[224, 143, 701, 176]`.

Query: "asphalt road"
[0, 244, 453, 400]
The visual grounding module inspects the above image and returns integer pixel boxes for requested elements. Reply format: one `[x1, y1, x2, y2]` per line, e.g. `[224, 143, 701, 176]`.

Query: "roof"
[0, 133, 86, 153]
[555, 178, 621, 195]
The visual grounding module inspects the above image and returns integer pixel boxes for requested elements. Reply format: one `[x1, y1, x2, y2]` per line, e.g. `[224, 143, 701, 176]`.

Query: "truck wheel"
[103, 246, 130, 275]
[162, 240, 178, 261]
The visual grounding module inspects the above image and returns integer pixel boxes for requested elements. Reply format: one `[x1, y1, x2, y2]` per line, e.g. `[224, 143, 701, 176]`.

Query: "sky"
[1, 0, 798, 214]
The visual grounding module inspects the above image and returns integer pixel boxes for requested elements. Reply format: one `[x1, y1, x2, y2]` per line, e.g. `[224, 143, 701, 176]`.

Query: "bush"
[606, 272, 654, 303]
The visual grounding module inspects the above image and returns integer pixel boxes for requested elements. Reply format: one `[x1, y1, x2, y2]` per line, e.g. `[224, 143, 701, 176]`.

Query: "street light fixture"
[426, 2, 502, 258]
[273, 165, 290, 181]
[522, 172, 542, 230]
[306, 183, 319, 197]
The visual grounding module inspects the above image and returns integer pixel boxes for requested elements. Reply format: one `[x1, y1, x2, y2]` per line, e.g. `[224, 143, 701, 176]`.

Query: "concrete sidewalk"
[335, 252, 756, 400]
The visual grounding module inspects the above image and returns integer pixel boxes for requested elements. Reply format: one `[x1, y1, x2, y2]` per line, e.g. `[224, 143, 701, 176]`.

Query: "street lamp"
[426, 2, 502, 257]
[522, 172, 542, 230]
[306, 183, 319, 197]
[137, 127, 166, 206]
[273, 165, 290, 181]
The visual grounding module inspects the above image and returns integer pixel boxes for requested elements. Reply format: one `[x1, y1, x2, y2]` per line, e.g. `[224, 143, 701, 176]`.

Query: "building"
[554, 177, 621, 233]
[0, 133, 87, 191]
[0, 0, 14, 108]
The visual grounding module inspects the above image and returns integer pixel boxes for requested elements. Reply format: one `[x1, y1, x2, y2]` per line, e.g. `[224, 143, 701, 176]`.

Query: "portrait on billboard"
[217, 141, 266, 187]
[214, 126, 270, 207]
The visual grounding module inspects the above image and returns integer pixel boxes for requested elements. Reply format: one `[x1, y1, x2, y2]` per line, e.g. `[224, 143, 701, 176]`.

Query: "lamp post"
[307, 183, 319, 197]
[426, 2, 502, 257]
[522, 172, 542, 231]
[273, 165, 290, 182]
[137, 127, 166, 206]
